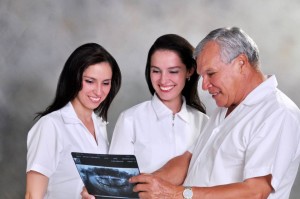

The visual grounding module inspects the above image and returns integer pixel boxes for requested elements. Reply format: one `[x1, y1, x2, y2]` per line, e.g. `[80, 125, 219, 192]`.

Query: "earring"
[187, 77, 191, 81]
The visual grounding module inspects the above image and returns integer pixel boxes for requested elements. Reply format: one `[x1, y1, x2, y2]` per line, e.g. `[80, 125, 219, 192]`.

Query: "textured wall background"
[0, 0, 299, 198]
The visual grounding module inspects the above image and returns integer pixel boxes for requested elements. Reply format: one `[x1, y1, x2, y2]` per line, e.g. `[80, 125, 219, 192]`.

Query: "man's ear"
[235, 54, 249, 74]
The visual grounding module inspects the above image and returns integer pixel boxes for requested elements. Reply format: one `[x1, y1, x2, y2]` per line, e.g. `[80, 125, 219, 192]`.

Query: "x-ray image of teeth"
[77, 165, 139, 198]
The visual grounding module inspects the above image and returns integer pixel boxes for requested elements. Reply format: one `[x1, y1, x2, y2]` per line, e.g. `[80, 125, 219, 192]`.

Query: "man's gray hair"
[194, 27, 260, 67]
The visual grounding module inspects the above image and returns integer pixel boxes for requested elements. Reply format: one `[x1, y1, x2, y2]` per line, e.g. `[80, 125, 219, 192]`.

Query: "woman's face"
[72, 62, 112, 114]
[150, 50, 192, 107]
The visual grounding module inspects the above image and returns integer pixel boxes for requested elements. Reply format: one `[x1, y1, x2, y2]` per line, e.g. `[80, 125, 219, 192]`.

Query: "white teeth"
[90, 96, 101, 102]
[210, 91, 220, 96]
[160, 86, 174, 91]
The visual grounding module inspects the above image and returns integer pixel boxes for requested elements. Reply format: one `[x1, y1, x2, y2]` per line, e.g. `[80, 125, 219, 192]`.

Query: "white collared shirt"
[109, 94, 209, 173]
[26, 102, 108, 199]
[184, 75, 300, 199]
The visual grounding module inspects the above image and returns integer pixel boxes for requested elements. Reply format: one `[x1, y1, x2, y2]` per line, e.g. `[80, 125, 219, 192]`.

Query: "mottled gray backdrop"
[0, 0, 299, 198]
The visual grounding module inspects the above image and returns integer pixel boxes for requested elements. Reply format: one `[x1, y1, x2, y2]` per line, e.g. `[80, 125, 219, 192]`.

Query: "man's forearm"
[182, 175, 273, 199]
[153, 151, 192, 185]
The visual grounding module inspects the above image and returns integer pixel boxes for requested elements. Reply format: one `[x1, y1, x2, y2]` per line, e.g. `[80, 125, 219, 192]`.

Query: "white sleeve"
[244, 109, 300, 191]
[269, 111, 300, 190]
[109, 112, 135, 155]
[187, 114, 209, 154]
[26, 116, 63, 177]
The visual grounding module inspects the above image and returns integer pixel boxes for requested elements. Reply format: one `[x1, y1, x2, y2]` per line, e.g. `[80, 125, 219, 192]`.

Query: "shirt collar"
[60, 102, 107, 125]
[151, 93, 189, 122]
[241, 74, 277, 106]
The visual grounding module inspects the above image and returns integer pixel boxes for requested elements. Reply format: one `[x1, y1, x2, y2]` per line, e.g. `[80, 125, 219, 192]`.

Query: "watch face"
[183, 187, 193, 198]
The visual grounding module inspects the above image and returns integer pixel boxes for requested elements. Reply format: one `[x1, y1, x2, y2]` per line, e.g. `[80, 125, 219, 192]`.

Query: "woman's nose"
[159, 72, 169, 84]
[94, 84, 103, 96]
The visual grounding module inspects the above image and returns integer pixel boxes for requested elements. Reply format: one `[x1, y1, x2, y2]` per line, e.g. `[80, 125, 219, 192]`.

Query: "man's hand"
[130, 173, 183, 199]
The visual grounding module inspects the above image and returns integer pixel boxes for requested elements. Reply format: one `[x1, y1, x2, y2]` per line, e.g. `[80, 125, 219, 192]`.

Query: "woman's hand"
[81, 186, 95, 199]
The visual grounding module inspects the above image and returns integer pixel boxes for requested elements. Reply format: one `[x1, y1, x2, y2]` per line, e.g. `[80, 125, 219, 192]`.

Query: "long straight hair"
[36, 43, 122, 121]
[145, 34, 206, 113]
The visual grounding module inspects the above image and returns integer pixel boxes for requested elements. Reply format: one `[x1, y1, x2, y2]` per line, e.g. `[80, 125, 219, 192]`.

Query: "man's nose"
[202, 76, 210, 90]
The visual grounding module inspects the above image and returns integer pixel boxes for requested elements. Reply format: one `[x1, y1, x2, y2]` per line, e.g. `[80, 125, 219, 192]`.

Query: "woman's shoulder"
[121, 100, 152, 115]
[34, 109, 64, 127]
[186, 105, 209, 119]
[28, 110, 64, 139]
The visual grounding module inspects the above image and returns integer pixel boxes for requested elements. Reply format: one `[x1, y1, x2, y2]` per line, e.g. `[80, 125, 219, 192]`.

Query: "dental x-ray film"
[71, 152, 140, 199]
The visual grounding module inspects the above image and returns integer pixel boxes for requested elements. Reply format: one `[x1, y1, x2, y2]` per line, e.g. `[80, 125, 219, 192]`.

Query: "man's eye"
[207, 72, 215, 77]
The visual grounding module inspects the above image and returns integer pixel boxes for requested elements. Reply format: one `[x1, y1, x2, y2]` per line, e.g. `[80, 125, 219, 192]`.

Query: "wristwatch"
[183, 186, 193, 199]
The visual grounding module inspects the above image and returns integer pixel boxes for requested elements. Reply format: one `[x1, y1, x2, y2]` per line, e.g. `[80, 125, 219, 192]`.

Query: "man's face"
[196, 41, 244, 108]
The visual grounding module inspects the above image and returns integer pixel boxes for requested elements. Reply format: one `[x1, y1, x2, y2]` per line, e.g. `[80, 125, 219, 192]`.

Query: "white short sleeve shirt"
[109, 94, 209, 173]
[184, 75, 300, 199]
[26, 102, 109, 199]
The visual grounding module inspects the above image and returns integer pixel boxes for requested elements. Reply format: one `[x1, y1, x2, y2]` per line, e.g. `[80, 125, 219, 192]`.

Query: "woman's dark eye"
[85, 79, 93, 84]
[103, 81, 111, 86]
[151, 70, 160, 73]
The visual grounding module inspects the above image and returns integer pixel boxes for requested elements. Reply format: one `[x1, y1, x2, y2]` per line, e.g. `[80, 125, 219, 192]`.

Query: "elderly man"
[130, 27, 300, 199]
